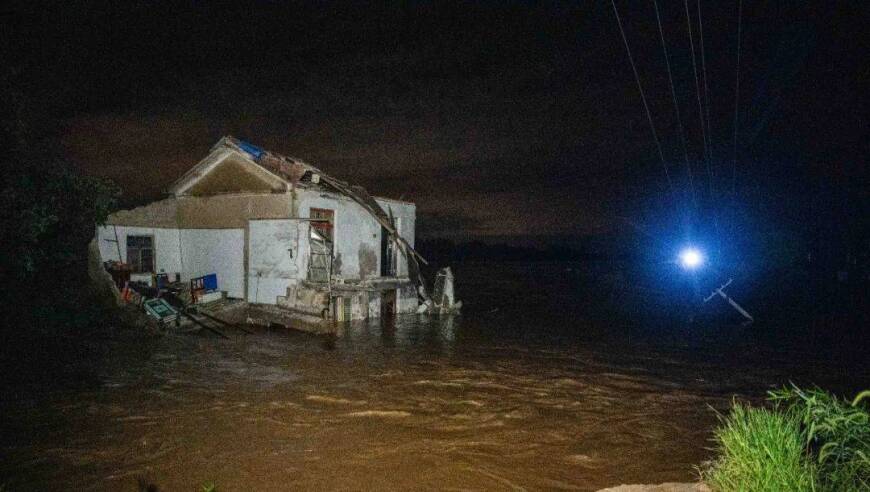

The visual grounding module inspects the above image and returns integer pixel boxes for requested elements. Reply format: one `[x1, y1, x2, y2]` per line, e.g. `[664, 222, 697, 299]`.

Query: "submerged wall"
[396, 283, 419, 314]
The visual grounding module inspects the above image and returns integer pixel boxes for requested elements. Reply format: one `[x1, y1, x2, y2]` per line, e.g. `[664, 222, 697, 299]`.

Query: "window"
[127, 235, 154, 273]
[308, 227, 332, 283]
[308, 208, 335, 283]
[310, 208, 334, 244]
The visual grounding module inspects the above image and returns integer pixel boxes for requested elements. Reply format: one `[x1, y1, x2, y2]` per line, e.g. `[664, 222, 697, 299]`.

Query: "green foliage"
[701, 401, 817, 492]
[769, 385, 870, 491]
[200, 482, 217, 492]
[702, 387, 870, 492]
[1, 166, 119, 279]
[1, 69, 120, 285]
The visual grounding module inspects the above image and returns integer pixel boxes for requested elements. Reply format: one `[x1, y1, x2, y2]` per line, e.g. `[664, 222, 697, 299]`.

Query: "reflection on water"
[2, 261, 867, 491]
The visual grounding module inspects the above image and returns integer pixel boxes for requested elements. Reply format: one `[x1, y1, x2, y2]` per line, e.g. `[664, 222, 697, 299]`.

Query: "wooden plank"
[197, 310, 254, 334]
[178, 310, 230, 339]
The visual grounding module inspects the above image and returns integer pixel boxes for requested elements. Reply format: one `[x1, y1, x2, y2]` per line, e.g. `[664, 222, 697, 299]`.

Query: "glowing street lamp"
[674, 246, 754, 324]
[679, 247, 704, 270]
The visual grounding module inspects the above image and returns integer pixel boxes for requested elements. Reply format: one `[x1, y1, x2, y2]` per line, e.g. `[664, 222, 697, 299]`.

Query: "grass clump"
[702, 401, 817, 491]
[769, 386, 870, 491]
[702, 386, 870, 492]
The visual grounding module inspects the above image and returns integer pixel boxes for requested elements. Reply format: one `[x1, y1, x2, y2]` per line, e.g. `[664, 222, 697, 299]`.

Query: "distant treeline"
[417, 222, 869, 282]
[417, 238, 595, 264]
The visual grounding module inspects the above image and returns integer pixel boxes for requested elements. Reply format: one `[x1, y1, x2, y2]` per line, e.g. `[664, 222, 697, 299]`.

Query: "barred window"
[127, 235, 154, 273]
[310, 208, 334, 244]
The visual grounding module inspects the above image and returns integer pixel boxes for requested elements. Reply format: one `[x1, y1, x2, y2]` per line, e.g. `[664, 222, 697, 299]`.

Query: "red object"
[108, 264, 131, 290]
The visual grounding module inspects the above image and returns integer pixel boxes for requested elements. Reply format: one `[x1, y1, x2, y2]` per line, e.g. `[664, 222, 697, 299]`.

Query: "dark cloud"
[6, 2, 865, 241]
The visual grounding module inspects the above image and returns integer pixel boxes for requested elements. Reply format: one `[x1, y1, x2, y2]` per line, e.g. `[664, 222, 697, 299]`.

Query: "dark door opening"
[381, 289, 396, 318]
[380, 224, 396, 277]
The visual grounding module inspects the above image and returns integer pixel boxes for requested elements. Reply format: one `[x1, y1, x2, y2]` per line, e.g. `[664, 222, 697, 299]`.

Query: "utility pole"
[704, 278, 754, 324]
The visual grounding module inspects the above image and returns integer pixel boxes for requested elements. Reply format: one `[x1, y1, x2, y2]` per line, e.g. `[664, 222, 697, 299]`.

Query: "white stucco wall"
[96, 225, 246, 298]
[296, 190, 417, 281]
[297, 191, 380, 281]
[96, 187, 418, 308]
[179, 229, 245, 299]
[396, 284, 420, 314]
[96, 225, 182, 283]
[247, 219, 302, 304]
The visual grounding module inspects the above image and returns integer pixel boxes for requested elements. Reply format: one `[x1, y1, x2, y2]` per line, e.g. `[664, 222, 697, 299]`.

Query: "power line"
[683, 0, 714, 203]
[686, 0, 722, 258]
[653, 0, 697, 211]
[731, 0, 743, 197]
[698, 0, 714, 167]
[609, 0, 676, 199]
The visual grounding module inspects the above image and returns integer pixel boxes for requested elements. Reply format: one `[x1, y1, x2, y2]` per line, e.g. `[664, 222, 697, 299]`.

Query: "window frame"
[307, 226, 332, 283]
[126, 234, 155, 274]
[309, 208, 335, 247]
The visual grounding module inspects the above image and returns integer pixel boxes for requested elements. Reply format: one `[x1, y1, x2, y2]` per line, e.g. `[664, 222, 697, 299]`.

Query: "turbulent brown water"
[2, 262, 868, 491]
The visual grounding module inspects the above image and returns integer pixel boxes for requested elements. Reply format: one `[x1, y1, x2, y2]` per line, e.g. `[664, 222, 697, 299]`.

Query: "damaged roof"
[168, 136, 428, 266]
[169, 136, 411, 205]
[112, 136, 430, 299]
[168, 136, 306, 195]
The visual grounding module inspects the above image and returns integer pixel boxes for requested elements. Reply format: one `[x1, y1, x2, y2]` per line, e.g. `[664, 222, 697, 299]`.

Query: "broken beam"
[704, 278, 754, 324]
[196, 309, 253, 334]
[179, 310, 230, 339]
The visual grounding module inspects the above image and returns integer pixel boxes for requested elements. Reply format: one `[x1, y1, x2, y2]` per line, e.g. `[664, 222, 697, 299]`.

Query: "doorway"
[380, 222, 396, 277]
[381, 289, 397, 318]
[309, 208, 335, 283]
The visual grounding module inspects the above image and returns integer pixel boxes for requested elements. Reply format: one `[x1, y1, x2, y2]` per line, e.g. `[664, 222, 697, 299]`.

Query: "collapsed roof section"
[168, 136, 431, 300]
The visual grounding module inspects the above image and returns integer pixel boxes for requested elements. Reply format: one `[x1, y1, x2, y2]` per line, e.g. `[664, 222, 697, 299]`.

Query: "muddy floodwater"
[2, 262, 868, 491]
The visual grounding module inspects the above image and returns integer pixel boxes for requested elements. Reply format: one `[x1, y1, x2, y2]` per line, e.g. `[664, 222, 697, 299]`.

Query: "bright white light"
[679, 248, 704, 269]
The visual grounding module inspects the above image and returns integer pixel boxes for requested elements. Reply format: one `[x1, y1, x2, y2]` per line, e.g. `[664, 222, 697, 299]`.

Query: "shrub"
[769, 386, 870, 491]
[701, 401, 817, 491]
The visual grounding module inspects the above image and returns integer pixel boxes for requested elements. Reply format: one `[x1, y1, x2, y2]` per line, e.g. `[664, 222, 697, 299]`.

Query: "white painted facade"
[294, 190, 416, 281]
[180, 229, 245, 299]
[96, 225, 246, 299]
[247, 219, 302, 304]
[96, 225, 181, 284]
[96, 137, 420, 319]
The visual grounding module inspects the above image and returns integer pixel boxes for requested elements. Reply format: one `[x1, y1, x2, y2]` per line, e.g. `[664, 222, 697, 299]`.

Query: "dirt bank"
[599, 483, 710, 492]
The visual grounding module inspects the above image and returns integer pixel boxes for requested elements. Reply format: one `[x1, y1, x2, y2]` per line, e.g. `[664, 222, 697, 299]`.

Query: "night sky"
[3, 2, 866, 244]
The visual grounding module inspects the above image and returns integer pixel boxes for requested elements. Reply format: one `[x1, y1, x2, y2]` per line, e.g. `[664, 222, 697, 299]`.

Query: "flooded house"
[95, 136, 426, 322]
